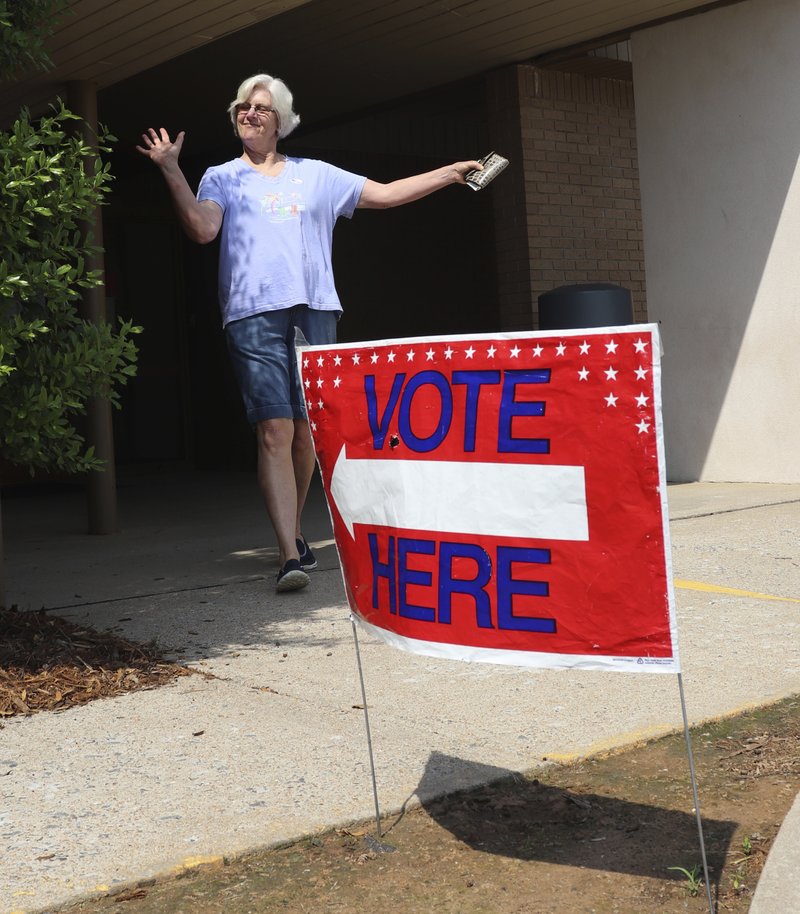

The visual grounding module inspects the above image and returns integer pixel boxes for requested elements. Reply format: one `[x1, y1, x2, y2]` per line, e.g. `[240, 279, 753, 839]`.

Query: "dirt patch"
[0, 607, 195, 719]
[55, 695, 800, 914]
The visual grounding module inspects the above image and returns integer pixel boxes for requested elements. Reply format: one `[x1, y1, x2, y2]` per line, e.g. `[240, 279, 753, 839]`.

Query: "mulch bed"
[0, 606, 195, 720]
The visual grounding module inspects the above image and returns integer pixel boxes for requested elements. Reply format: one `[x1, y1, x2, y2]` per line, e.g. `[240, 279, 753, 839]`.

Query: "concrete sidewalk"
[2, 471, 799, 913]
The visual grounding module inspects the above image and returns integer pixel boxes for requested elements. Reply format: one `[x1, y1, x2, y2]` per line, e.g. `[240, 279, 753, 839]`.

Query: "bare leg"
[256, 417, 317, 565]
[291, 418, 316, 539]
[256, 418, 302, 566]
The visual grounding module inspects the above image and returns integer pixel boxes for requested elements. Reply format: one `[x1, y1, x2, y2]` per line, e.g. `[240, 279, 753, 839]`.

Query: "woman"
[137, 73, 481, 593]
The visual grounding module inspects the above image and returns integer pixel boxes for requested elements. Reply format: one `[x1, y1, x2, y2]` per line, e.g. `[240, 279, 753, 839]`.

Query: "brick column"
[486, 64, 647, 327]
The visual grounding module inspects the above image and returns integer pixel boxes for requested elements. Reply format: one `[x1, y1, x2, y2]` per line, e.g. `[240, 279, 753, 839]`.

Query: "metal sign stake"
[351, 614, 389, 846]
[677, 672, 715, 914]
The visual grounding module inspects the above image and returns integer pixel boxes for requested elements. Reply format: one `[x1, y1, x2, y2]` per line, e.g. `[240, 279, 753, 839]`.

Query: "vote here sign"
[298, 324, 679, 674]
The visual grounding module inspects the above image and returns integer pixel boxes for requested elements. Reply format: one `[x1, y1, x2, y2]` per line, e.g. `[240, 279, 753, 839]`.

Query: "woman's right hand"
[135, 127, 185, 168]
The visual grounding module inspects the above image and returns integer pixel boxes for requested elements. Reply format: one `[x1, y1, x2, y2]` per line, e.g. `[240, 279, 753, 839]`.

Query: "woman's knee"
[256, 418, 295, 457]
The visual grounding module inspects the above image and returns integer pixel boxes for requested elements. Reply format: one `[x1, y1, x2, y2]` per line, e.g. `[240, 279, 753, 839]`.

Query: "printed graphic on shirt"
[260, 191, 306, 222]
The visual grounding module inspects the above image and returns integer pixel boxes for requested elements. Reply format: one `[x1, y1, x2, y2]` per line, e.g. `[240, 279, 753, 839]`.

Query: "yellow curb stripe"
[544, 693, 797, 765]
[545, 722, 676, 763]
[168, 854, 224, 876]
[675, 579, 800, 604]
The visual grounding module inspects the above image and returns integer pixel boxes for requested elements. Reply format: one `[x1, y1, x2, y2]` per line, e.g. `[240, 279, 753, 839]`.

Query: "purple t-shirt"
[197, 156, 366, 327]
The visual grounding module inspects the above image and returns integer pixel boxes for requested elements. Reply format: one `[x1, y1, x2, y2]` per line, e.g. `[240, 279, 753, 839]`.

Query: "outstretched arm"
[356, 160, 482, 209]
[135, 128, 223, 244]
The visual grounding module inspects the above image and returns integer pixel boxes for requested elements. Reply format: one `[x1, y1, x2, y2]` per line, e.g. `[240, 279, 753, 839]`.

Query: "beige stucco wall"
[632, 0, 800, 482]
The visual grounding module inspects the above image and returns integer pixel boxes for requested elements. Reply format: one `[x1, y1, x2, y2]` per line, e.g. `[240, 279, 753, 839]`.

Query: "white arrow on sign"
[330, 446, 589, 542]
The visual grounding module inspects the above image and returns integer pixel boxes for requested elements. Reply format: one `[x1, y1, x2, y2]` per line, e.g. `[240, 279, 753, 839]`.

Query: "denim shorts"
[225, 306, 339, 423]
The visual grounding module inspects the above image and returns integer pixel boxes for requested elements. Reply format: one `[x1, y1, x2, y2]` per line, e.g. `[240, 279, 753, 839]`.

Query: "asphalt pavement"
[1, 469, 799, 913]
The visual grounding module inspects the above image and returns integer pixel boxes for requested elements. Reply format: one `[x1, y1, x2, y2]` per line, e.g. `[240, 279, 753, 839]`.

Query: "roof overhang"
[3, 0, 737, 126]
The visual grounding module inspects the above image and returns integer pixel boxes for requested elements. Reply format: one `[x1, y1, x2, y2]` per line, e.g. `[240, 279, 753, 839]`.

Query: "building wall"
[633, 0, 800, 482]
[487, 65, 647, 329]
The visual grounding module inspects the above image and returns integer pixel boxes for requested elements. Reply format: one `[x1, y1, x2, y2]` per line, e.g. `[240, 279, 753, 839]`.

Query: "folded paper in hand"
[465, 152, 509, 191]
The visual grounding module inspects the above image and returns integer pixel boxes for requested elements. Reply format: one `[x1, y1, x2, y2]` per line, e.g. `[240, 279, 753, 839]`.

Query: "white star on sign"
[555, 343, 566, 356]
[578, 367, 589, 381]
[605, 367, 618, 381]
[487, 345, 497, 357]
[605, 340, 618, 354]
[406, 349, 416, 361]
[310, 420, 317, 431]
[634, 338, 649, 353]
[635, 393, 649, 407]
[303, 357, 309, 368]
[304, 378, 310, 389]
[426, 348, 435, 361]
[464, 346, 475, 359]
[636, 419, 651, 434]
[316, 378, 324, 388]
[510, 345, 521, 358]
[444, 346, 454, 359]
[334, 377, 342, 388]
[333, 354, 342, 366]
[605, 393, 619, 407]
[387, 351, 396, 362]
[634, 366, 649, 380]
[370, 353, 379, 364]
[316, 356, 325, 367]
[579, 341, 591, 354]
[352, 353, 361, 365]
[317, 399, 324, 410]
[532, 345, 543, 357]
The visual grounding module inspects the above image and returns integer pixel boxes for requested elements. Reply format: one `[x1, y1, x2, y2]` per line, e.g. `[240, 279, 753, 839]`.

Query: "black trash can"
[538, 283, 633, 331]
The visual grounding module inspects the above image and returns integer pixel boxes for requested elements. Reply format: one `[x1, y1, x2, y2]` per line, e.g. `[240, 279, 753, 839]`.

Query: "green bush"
[0, 0, 67, 79]
[0, 101, 141, 474]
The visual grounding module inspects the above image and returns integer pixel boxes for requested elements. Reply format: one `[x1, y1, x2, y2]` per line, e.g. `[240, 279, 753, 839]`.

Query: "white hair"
[227, 73, 301, 139]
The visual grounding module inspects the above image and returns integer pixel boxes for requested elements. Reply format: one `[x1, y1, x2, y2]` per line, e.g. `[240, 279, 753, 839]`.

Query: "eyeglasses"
[235, 102, 276, 118]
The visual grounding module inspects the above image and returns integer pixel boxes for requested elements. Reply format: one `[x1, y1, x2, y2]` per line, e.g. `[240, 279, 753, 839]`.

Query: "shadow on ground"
[416, 751, 735, 892]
